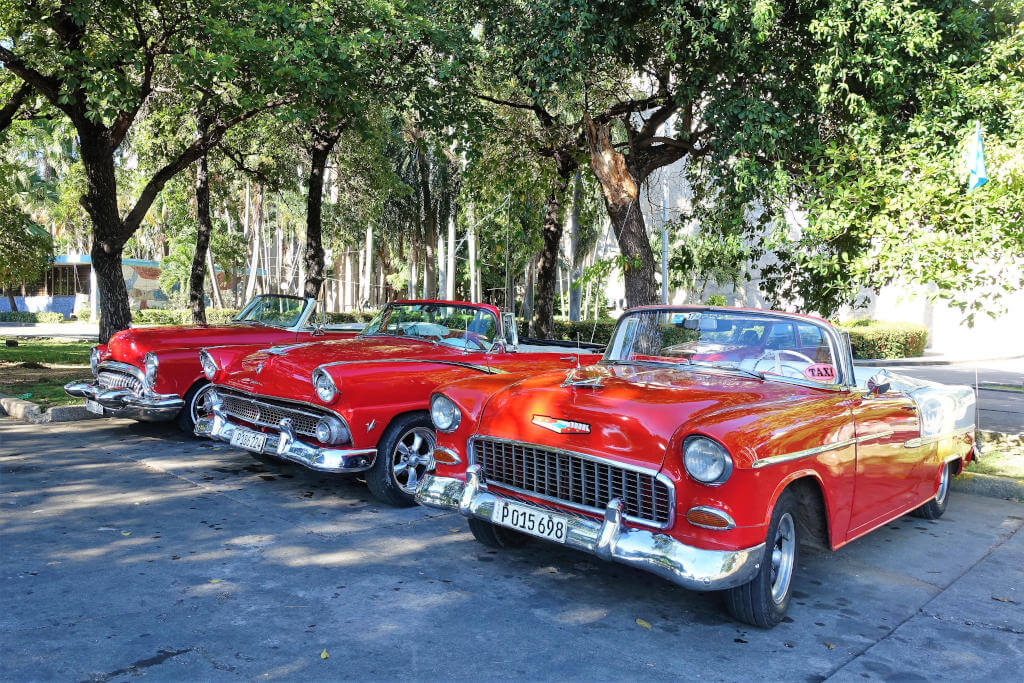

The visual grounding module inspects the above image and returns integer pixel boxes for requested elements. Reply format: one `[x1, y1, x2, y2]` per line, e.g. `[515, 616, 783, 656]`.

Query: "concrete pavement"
[2, 418, 1022, 681]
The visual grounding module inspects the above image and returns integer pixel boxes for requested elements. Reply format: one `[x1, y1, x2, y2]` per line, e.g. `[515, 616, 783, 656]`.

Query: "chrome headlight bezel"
[313, 368, 338, 404]
[90, 347, 101, 376]
[143, 352, 159, 389]
[199, 350, 219, 381]
[314, 415, 350, 445]
[430, 394, 461, 433]
[683, 435, 733, 486]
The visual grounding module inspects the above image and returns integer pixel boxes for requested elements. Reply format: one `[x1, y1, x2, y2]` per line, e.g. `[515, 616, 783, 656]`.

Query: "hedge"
[325, 311, 377, 324]
[133, 308, 239, 326]
[833, 320, 929, 359]
[0, 311, 65, 323]
[518, 319, 618, 346]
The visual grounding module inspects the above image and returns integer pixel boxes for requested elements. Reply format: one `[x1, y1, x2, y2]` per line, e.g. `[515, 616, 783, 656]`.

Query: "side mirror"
[501, 312, 519, 351]
[865, 371, 891, 398]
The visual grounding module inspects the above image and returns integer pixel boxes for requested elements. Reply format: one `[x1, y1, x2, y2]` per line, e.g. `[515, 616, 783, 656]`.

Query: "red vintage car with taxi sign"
[195, 299, 602, 506]
[416, 306, 979, 627]
[65, 295, 361, 432]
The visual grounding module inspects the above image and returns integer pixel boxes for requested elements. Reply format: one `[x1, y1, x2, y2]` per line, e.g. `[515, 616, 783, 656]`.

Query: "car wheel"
[468, 518, 530, 549]
[725, 489, 799, 628]
[177, 381, 213, 434]
[911, 461, 951, 520]
[365, 414, 435, 507]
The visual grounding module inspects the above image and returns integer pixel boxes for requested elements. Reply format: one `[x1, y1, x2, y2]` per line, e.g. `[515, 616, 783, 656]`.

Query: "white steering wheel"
[752, 349, 815, 379]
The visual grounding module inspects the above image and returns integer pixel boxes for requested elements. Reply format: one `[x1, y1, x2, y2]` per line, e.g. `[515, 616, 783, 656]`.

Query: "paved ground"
[2, 418, 1023, 681]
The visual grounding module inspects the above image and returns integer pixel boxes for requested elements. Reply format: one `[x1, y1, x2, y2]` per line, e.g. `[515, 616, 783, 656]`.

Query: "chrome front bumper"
[64, 380, 184, 421]
[416, 465, 765, 592]
[195, 410, 376, 473]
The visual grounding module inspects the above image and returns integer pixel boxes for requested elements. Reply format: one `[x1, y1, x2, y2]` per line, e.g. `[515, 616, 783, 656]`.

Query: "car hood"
[216, 336, 483, 396]
[474, 363, 824, 470]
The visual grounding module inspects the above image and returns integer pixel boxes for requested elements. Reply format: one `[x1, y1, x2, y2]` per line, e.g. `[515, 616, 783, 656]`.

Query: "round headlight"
[143, 352, 159, 389]
[683, 436, 733, 485]
[90, 347, 101, 376]
[200, 350, 219, 381]
[314, 416, 350, 445]
[430, 394, 461, 433]
[313, 368, 338, 403]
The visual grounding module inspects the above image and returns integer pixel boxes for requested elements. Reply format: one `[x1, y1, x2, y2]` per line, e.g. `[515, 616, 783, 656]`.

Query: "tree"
[0, 195, 53, 311]
[0, 1, 306, 341]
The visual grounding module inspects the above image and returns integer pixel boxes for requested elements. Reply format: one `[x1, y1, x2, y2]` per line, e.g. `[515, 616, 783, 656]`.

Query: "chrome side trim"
[467, 435, 675, 530]
[856, 429, 895, 443]
[317, 358, 506, 375]
[752, 438, 857, 469]
[416, 468, 764, 592]
[904, 426, 974, 449]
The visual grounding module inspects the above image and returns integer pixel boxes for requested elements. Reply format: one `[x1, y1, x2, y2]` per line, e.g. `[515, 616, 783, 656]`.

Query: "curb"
[0, 395, 98, 424]
[952, 471, 1024, 502]
[854, 354, 1024, 367]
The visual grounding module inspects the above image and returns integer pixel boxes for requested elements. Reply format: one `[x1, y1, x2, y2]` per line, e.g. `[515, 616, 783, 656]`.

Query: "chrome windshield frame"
[602, 306, 854, 390]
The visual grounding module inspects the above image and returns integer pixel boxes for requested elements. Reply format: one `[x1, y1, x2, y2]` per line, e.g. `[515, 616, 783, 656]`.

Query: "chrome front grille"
[216, 388, 329, 438]
[97, 370, 143, 393]
[471, 437, 673, 527]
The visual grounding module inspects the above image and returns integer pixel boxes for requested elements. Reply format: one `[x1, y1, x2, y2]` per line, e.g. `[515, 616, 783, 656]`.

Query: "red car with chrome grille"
[65, 295, 360, 432]
[195, 300, 602, 506]
[416, 306, 980, 627]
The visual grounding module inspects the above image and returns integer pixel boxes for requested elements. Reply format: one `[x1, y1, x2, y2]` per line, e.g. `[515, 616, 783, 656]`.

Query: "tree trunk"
[418, 145, 438, 298]
[467, 206, 478, 303]
[568, 172, 582, 321]
[532, 171, 570, 338]
[584, 115, 659, 307]
[188, 116, 214, 325]
[304, 132, 336, 299]
[78, 130, 132, 343]
[7, 292, 18, 312]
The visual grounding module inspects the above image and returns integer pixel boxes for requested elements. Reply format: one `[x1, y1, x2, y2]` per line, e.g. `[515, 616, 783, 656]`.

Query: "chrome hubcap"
[936, 463, 950, 504]
[391, 427, 435, 494]
[191, 384, 214, 422]
[770, 512, 796, 604]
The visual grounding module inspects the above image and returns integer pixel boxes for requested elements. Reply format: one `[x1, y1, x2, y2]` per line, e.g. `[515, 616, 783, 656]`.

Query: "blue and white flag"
[964, 120, 988, 191]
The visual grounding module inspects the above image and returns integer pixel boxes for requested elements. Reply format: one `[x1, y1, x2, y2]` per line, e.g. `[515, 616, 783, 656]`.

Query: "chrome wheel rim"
[770, 512, 796, 604]
[190, 384, 214, 423]
[936, 463, 950, 505]
[391, 427, 435, 494]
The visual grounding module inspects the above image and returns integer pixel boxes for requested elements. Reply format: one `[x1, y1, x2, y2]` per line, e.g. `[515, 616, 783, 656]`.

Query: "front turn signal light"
[686, 506, 735, 530]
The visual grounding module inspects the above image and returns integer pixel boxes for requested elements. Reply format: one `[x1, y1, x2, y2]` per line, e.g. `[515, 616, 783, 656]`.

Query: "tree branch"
[0, 83, 33, 134]
[0, 46, 63, 106]
[120, 96, 294, 237]
[110, 49, 156, 148]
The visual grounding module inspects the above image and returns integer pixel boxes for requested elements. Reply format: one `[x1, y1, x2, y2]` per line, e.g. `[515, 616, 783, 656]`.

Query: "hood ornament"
[532, 415, 591, 435]
[561, 367, 604, 388]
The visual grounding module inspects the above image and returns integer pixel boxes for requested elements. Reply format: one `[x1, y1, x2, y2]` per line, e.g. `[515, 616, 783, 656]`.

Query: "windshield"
[361, 303, 498, 351]
[605, 309, 842, 386]
[234, 295, 307, 328]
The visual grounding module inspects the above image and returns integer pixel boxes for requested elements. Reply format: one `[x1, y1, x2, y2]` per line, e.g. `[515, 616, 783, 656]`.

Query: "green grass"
[0, 380, 82, 408]
[0, 337, 93, 365]
[980, 383, 1024, 394]
[967, 431, 1024, 482]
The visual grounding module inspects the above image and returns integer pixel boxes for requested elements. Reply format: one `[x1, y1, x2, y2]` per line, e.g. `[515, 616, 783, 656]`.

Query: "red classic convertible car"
[416, 306, 979, 627]
[195, 300, 602, 506]
[65, 295, 361, 432]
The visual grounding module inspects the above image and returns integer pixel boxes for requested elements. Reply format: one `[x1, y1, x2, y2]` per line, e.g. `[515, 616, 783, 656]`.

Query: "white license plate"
[230, 430, 267, 453]
[85, 399, 104, 415]
[491, 499, 569, 543]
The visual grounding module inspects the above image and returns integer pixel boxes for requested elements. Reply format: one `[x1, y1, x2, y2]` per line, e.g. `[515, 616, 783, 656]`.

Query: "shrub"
[519, 319, 618, 346]
[0, 311, 65, 323]
[833, 320, 929, 359]
[324, 311, 377, 324]
[133, 309, 239, 326]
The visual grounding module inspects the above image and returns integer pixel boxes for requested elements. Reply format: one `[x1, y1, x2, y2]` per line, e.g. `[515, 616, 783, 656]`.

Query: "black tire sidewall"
[366, 413, 433, 507]
[177, 380, 211, 434]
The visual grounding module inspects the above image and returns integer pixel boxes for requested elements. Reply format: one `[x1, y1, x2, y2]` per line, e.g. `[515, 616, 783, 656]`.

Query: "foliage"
[834, 320, 930, 359]
[518, 318, 618, 346]
[0, 311, 65, 323]
[705, 294, 728, 307]
[668, 228, 748, 301]
[133, 308, 239, 326]
[0, 193, 54, 299]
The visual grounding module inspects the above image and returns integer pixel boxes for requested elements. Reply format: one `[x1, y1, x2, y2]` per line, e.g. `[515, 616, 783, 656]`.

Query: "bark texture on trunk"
[584, 115, 659, 308]
[188, 116, 213, 324]
[532, 152, 577, 338]
[304, 134, 332, 299]
[6, 293, 18, 312]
